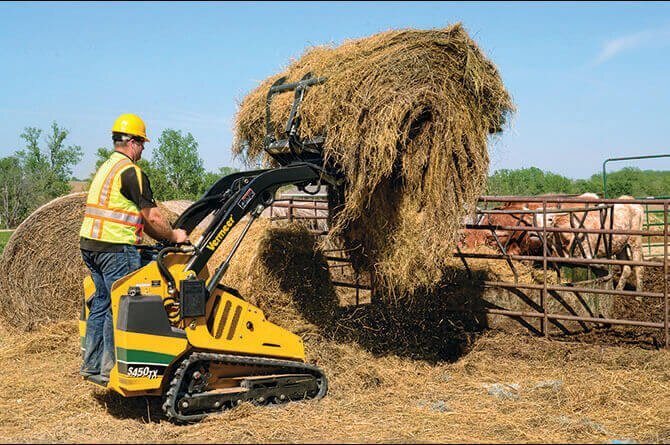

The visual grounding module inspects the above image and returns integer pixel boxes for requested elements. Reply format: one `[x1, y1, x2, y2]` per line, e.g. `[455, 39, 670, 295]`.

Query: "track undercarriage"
[162, 352, 328, 422]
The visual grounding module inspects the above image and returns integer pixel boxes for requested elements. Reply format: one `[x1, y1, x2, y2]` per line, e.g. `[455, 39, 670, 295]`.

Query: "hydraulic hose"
[157, 245, 195, 295]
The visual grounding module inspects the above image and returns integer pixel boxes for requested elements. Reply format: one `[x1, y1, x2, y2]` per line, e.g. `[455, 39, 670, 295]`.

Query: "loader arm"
[172, 168, 271, 234]
[171, 74, 345, 294]
[175, 163, 328, 288]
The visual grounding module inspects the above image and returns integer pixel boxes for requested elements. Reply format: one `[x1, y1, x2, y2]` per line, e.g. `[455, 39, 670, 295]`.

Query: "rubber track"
[162, 352, 328, 423]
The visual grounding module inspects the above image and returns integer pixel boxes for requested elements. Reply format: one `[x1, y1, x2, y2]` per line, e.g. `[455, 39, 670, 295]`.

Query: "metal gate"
[270, 194, 669, 348]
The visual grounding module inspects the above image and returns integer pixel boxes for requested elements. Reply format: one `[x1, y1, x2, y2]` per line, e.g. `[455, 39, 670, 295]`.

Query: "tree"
[0, 156, 31, 228]
[149, 129, 205, 200]
[486, 166, 670, 198]
[0, 122, 84, 228]
[543, 171, 574, 194]
[486, 167, 576, 196]
[573, 178, 597, 194]
[16, 122, 83, 203]
[45, 122, 82, 185]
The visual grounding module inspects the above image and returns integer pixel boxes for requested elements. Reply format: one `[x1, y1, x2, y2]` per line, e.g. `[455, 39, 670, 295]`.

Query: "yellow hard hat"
[111, 113, 150, 142]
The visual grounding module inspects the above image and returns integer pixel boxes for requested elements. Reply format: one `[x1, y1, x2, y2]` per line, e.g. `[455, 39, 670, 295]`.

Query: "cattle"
[458, 193, 645, 291]
[459, 202, 544, 256]
[545, 193, 605, 258]
[548, 194, 644, 291]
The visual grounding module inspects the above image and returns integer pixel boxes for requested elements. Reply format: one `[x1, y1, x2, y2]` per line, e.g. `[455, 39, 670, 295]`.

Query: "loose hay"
[0, 193, 178, 331]
[1, 320, 667, 443]
[233, 24, 515, 299]
[617, 258, 668, 324]
[193, 218, 339, 336]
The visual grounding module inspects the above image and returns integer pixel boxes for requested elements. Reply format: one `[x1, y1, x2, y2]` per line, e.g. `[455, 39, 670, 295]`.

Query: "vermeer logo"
[206, 216, 235, 251]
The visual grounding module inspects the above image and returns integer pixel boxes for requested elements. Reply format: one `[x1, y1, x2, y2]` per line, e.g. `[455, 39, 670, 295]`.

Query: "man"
[79, 113, 188, 385]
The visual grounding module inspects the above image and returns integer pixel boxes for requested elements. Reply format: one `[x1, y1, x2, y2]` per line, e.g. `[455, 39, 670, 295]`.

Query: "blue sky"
[2, 1, 670, 180]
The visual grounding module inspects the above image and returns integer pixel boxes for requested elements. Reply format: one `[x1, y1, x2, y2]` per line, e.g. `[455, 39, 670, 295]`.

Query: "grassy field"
[0, 230, 13, 255]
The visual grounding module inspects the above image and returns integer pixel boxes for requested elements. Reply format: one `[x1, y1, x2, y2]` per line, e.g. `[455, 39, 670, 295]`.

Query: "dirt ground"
[0, 317, 668, 444]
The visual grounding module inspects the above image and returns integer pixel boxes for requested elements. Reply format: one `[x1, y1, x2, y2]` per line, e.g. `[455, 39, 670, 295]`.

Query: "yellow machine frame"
[79, 254, 306, 397]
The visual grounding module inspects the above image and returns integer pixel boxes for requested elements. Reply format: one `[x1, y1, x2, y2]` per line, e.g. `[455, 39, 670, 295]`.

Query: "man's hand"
[141, 207, 189, 244]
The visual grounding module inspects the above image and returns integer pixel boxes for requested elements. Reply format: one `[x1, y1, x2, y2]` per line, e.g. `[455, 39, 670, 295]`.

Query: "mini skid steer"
[79, 75, 342, 422]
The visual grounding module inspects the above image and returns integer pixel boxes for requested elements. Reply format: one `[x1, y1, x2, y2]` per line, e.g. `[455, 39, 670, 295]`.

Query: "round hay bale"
[194, 218, 339, 335]
[152, 201, 180, 231]
[233, 24, 515, 299]
[0, 193, 178, 331]
[0, 193, 88, 331]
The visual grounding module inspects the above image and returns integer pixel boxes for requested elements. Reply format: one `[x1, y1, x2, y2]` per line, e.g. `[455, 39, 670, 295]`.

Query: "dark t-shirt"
[80, 154, 157, 252]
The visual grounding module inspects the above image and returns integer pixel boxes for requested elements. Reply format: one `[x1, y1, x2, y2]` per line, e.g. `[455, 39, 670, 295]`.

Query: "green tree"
[149, 129, 205, 200]
[486, 166, 670, 198]
[16, 122, 83, 202]
[45, 122, 83, 185]
[0, 122, 81, 228]
[486, 167, 575, 196]
[543, 171, 575, 194]
[0, 156, 31, 228]
[16, 127, 49, 203]
[592, 167, 641, 197]
[607, 167, 637, 197]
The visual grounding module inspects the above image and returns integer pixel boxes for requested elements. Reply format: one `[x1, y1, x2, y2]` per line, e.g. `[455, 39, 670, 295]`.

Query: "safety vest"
[80, 152, 144, 244]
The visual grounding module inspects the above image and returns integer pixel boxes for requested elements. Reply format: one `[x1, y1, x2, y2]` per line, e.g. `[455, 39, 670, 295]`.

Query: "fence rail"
[270, 195, 670, 347]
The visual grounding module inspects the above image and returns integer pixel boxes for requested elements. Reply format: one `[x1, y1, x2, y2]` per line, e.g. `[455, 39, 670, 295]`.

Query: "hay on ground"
[1, 206, 667, 443]
[0, 318, 668, 443]
[233, 24, 515, 299]
[606, 258, 669, 346]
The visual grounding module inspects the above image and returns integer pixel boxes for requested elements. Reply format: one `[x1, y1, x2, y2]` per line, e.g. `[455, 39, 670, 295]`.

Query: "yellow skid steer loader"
[79, 74, 340, 422]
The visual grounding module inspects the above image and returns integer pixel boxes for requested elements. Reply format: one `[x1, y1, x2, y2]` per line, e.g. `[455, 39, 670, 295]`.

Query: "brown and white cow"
[459, 202, 544, 256]
[548, 194, 644, 291]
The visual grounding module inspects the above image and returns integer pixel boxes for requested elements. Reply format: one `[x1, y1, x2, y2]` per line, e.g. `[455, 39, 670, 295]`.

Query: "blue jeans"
[80, 245, 141, 377]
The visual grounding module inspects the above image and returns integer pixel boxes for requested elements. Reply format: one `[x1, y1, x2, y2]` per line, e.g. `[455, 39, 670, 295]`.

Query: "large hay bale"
[0, 193, 178, 331]
[0, 193, 88, 331]
[161, 200, 193, 216]
[233, 24, 515, 299]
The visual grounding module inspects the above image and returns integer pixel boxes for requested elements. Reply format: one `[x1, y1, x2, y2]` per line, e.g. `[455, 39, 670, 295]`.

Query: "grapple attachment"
[263, 73, 327, 167]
